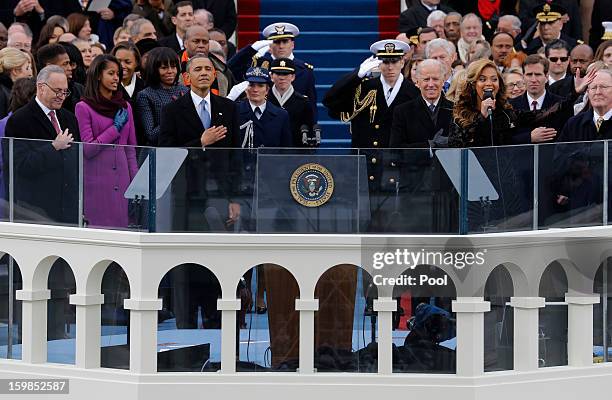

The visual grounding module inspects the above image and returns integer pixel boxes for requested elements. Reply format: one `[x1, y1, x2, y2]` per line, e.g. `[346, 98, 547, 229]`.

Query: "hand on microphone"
[480, 97, 496, 118]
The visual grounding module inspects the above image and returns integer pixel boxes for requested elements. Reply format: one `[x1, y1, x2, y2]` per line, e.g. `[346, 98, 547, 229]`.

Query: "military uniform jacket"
[522, 33, 578, 55]
[228, 46, 317, 119]
[268, 89, 314, 147]
[323, 70, 419, 148]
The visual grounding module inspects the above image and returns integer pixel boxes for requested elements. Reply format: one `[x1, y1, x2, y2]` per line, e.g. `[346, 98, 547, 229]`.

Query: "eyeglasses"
[507, 81, 525, 89]
[43, 83, 71, 98]
[548, 56, 569, 63]
[588, 84, 612, 93]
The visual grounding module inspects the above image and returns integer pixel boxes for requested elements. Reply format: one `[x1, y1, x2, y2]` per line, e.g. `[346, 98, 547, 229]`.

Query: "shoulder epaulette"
[305, 62, 314, 70]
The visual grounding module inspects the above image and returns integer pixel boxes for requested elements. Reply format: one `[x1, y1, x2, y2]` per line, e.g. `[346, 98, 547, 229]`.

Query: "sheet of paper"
[87, 0, 112, 12]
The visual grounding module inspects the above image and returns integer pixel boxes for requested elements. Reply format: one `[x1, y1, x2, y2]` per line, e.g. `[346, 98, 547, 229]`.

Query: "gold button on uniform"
[374, 124, 380, 129]
[371, 158, 377, 164]
[389, 178, 395, 183]
[373, 141, 378, 146]
[369, 175, 374, 181]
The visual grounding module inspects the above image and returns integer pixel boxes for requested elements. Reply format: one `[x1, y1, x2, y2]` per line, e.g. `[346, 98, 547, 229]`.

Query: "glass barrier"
[47, 258, 76, 364]
[1, 138, 612, 235]
[0, 254, 22, 360]
[100, 262, 130, 370]
[537, 140, 604, 229]
[362, 148, 461, 233]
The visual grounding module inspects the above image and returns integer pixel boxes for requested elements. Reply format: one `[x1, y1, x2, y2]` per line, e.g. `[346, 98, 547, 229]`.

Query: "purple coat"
[75, 101, 138, 228]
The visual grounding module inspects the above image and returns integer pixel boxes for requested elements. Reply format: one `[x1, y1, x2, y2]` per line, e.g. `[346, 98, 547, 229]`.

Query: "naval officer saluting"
[228, 22, 317, 119]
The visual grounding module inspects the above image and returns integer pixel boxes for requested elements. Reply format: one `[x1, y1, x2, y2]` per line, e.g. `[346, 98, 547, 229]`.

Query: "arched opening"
[538, 261, 568, 367]
[157, 263, 221, 372]
[236, 264, 299, 372]
[99, 262, 131, 370]
[484, 265, 514, 372]
[0, 253, 22, 360]
[593, 258, 612, 363]
[391, 264, 456, 373]
[314, 264, 378, 373]
[47, 258, 76, 364]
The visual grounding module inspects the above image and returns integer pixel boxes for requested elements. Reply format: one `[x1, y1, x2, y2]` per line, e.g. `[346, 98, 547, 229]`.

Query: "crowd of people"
[0, 0, 609, 231]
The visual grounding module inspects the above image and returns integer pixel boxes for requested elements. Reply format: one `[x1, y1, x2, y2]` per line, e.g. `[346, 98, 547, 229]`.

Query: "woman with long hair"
[448, 59, 594, 147]
[75, 55, 138, 228]
[35, 23, 66, 51]
[0, 48, 33, 119]
[135, 47, 187, 145]
[594, 40, 612, 66]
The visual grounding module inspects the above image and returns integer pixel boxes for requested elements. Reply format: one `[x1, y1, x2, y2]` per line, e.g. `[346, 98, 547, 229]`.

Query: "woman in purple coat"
[76, 54, 138, 228]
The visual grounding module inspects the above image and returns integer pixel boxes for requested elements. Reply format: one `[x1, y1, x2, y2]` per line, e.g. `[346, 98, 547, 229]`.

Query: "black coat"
[133, 3, 173, 38]
[509, 91, 565, 143]
[120, 77, 147, 146]
[268, 89, 314, 147]
[390, 95, 453, 148]
[158, 90, 241, 230]
[558, 109, 612, 142]
[523, 33, 578, 55]
[192, 0, 237, 38]
[4, 99, 81, 224]
[0, 0, 82, 42]
[64, 81, 85, 114]
[398, 3, 454, 34]
[158, 34, 182, 55]
[0, 74, 11, 120]
[548, 75, 575, 100]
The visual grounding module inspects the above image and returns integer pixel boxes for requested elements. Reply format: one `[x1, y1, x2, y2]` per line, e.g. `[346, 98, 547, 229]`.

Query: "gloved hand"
[251, 39, 273, 52]
[113, 108, 129, 132]
[227, 81, 249, 101]
[358, 56, 382, 78]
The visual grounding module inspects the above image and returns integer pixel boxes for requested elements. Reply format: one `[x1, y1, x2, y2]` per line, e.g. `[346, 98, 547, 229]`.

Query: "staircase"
[237, 0, 400, 147]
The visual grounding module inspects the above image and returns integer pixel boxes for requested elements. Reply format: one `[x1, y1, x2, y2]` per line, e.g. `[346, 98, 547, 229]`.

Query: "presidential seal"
[290, 163, 334, 207]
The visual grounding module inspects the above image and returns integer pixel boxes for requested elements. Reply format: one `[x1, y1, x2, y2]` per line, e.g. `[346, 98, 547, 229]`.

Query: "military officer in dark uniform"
[268, 57, 315, 147]
[228, 22, 317, 120]
[323, 39, 420, 231]
[522, 3, 578, 55]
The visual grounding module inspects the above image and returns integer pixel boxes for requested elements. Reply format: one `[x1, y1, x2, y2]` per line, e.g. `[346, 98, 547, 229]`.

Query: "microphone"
[313, 124, 322, 146]
[300, 124, 310, 145]
[483, 89, 494, 118]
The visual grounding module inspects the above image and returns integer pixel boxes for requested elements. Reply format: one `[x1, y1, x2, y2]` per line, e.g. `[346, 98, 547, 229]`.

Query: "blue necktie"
[200, 100, 211, 129]
[443, 81, 450, 93]
[254, 107, 262, 120]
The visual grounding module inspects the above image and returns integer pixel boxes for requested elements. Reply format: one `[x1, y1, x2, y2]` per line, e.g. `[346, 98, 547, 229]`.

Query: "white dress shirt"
[380, 74, 404, 106]
[594, 109, 612, 124]
[122, 74, 137, 98]
[176, 33, 184, 50]
[249, 101, 267, 116]
[526, 91, 546, 110]
[35, 96, 62, 132]
[190, 89, 211, 122]
[548, 73, 566, 86]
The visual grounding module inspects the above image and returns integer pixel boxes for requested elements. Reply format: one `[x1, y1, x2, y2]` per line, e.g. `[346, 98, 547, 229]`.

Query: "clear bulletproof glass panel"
[593, 259, 612, 363]
[10, 138, 80, 226]
[466, 145, 534, 233]
[157, 264, 221, 372]
[0, 254, 22, 360]
[236, 264, 300, 372]
[100, 262, 130, 370]
[366, 148, 461, 234]
[314, 265, 378, 373]
[484, 265, 514, 372]
[538, 141, 604, 229]
[83, 143, 151, 230]
[538, 262, 568, 368]
[255, 150, 368, 233]
[391, 265, 456, 373]
[47, 258, 76, 364]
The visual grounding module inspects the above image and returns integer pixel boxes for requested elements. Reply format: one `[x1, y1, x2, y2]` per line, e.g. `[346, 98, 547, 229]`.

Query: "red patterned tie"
[48, 110, 61, 135]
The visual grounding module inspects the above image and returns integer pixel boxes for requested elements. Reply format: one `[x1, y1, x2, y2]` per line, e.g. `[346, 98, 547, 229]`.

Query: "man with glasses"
[545, 39, 571, 85]
[4, 65, 80, 224]
[36, 43, 84, 113]
[550, 44, 594, 99]
[558, 69, 612, 141]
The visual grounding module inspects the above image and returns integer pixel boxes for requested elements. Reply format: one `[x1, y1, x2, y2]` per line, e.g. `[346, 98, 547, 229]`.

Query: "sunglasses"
[548, 56, 569, 63]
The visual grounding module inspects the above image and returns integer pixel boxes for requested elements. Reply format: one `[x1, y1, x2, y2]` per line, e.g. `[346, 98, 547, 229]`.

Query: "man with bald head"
[180, 25, 235, 96]
[549, 44, 594, 99]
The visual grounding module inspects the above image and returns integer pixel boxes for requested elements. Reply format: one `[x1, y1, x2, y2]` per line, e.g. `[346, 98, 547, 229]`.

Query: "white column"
[217, 299, 240, 374]
[70, 294, 104, 369]
[16, 289, 50, 364]
[510, 297, 545, 371]
[373, 298, 395, 374]
[566, 294, 599, 367]
[295, 299, 318, 374]
[452, 297, 490, 377]
[124, 298, 162, 374]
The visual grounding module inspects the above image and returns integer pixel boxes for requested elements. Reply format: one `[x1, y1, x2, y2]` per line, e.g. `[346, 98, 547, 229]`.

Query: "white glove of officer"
[358, 56, 382, 78]
[251, 39, 273, 52]
[227, 81, 249, 101]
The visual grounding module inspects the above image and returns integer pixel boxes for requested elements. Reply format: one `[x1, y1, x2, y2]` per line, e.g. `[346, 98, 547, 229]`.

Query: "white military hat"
[369, 39, 410, 60]
[603, 21, 612, 40]
[262, 22, 300, 41]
